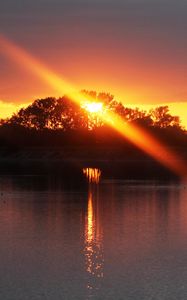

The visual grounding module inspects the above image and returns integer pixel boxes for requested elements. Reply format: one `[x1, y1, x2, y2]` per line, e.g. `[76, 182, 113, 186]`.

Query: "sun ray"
[0, 34, 87, 105]
[102, 110, 187, 177]
[0, 34, 187, 177]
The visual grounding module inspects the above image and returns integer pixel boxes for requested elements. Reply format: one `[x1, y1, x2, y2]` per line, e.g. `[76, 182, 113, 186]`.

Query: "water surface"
[0, 171, 187, 299]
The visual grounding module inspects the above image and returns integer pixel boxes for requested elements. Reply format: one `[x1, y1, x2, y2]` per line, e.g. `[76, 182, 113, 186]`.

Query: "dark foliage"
[0, 91, 186, 152]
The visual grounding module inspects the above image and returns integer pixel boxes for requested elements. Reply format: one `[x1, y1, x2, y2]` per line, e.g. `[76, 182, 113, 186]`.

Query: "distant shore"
[0, 145, 186, 160]
[0, 146, 185, 179]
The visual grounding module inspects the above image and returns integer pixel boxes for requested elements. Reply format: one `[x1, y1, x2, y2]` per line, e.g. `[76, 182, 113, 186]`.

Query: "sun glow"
[83, 168, 101, 184]
[83, 102, 103, 114]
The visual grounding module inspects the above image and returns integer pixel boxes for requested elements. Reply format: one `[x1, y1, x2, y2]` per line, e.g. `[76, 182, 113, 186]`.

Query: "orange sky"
[0, 37, 187, 128]
[0, 0, 187, 127]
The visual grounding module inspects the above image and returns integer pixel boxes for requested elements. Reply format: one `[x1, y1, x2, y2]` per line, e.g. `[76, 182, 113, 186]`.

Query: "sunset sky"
[0, 0, 187, 126]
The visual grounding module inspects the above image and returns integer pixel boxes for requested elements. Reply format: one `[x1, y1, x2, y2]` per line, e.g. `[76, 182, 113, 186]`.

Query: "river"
[0, 168, 186, 299]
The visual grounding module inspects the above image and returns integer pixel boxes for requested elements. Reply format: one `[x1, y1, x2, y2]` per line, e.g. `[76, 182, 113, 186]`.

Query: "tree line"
[0, 91, 186, 148]
[0, 90, 182, 130]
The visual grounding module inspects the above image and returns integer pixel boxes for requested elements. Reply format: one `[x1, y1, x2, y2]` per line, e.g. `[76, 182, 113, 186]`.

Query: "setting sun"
[83, 102, 103, 114]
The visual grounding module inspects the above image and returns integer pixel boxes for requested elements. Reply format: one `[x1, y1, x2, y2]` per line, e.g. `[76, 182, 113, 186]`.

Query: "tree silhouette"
[2, 92, 182, 133]
[150, 106, 180, 128]
[8, 96, 89, 130]
[0, 91, 185, 151]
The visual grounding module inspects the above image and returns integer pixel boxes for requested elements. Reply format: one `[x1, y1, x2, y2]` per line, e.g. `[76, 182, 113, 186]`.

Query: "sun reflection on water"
[83, 168, 104, 296]
[83, 168, 101, 184]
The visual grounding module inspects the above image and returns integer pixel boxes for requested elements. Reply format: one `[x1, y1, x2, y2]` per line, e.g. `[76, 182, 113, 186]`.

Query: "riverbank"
[0, 146, 185, 180]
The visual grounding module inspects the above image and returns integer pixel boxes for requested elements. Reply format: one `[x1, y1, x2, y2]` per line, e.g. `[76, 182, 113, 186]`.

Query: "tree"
[2, 92, 182, 132]
[7, 96, 88, 131]
[150, 106, 180, 128]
